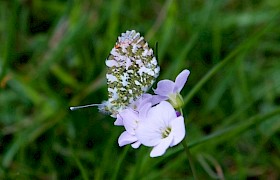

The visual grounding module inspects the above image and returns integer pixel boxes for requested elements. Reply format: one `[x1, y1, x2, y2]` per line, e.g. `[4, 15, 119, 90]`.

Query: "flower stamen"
[162, 127, 171, 138]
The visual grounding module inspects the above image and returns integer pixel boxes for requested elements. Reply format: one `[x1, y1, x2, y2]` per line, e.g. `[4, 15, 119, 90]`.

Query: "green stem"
[70, 146, 89, 180]
[111, 146, 129, 180]
[179, 108, 198, 179]
[178, 107, 183, 116]
[182, 138, 198, 180]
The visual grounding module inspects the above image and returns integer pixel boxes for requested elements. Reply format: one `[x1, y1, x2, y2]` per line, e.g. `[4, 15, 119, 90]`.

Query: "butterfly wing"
[99, 30, 160, 116]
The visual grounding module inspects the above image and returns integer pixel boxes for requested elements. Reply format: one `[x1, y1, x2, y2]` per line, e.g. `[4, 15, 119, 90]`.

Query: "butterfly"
[70, 30, 160, 117]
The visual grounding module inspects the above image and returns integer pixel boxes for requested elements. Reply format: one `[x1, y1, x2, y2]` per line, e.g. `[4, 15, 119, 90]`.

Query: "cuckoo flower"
[114, 94, 163, 126]
[117, 102, 151, 148]
[154, 69, 190, 109]
[135, 101, 185, 157]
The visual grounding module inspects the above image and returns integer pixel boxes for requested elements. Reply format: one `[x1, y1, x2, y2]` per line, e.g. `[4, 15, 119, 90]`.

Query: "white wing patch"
[99, 30, 160, 117]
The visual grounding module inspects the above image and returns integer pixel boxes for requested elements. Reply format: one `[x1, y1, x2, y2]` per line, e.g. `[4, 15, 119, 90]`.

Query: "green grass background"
[1, 0, 280, 179]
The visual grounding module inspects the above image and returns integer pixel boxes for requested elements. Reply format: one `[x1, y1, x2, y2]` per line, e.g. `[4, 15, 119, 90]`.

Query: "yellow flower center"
[162, 127, 171, 138]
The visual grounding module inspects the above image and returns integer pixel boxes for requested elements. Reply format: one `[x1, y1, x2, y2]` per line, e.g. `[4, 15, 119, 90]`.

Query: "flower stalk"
[182, 137, 199, 180]
[179, 108, 198, 180]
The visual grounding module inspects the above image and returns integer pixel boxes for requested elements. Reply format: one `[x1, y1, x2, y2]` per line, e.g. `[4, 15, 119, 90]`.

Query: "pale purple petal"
[136, 101, 177, 147]
[147, 101, 177, 125]
[137, 94, 153, 107]
[131, 141, 141, 149]
[118, 131, 138, 147]
[169, 116, 186, 147]
[129, 94, 152, 111]
[153, 80, 175, 97]
[151, 95, 167, 104]
[114, 114, 124, 126]
[120, 109, 139, 135]
[150, 135, 173, 157]
[138, 102, 151, 119]
[142, 93, 153, 99]
[174, 69, 190, 93]
[138, 98, 152, 108]
[136, 121, 162, 146]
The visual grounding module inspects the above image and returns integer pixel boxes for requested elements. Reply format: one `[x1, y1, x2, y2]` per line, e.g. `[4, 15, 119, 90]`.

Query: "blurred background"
[0, 0, 280, 179]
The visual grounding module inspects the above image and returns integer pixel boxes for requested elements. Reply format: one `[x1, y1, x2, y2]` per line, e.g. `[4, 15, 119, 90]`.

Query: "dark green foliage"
[0, 0, 280, 179]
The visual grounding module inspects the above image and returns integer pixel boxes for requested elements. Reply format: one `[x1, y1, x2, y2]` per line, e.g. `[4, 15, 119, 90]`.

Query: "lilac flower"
[135, 101, 185, 157]
[116, 70, 189, 155]
[154, 69, 190, 109]
[117, 103, 151, 148]
[114, 93, 162, 126]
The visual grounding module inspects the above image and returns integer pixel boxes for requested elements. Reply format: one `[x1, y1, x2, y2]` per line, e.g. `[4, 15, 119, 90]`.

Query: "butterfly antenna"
[70, 104, 101, 111]
[155, 41, 159, 60]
